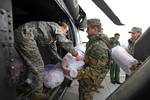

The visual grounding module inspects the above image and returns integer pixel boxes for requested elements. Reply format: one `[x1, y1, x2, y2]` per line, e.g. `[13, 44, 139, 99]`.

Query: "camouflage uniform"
[14, 21, 78, 95]
[128, 38, 136, 56]
[128, 27, 142, 56]
[109, 37, 121, 83]
[126, 27, 142, 80]
[78, 19, 110, 100]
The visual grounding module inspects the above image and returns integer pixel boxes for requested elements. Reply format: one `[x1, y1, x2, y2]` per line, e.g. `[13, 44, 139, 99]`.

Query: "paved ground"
[62, 70, 125, 100]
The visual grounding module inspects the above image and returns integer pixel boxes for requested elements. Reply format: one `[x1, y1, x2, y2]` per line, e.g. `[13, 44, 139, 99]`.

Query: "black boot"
[111, 81, 116, 84]
[115, 81, 122, 84]
[31, 93, 48, 100]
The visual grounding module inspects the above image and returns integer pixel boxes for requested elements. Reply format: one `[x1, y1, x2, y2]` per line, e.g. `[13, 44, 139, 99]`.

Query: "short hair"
[114, 33, 120, 37]
[58, 20, 69, 31]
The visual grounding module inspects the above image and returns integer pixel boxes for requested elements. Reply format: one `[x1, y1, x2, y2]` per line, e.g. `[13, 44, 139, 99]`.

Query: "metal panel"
[0, 0, 12, 10]
[0, 8, 16, 100]
[134, 27, 150, 61]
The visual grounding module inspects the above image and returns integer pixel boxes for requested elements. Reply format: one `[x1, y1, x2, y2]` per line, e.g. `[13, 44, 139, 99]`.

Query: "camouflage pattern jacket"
[37, 21, 78, 56]
[128, 38, 136, 56]
[78, 32, 110, 86]
[14, 21, 78, 71]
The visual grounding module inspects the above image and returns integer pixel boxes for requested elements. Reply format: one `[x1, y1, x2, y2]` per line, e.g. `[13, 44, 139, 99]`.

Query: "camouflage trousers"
[110, 61, 120, 82]
[25, 66, 44, 95]
[78, 78, 102, 100]
[77, 66, 109, 100]
[14, 24, 45, 94]
[31, 65, 44, 94]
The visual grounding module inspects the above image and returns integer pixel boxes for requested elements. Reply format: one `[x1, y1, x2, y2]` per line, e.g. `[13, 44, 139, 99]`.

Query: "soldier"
[109, 33, 121, 84]
[78, 18, 110, 100]
[14, 20, 80, 100]
[126, 26, 142, 80]
[128, 27, 142, 55]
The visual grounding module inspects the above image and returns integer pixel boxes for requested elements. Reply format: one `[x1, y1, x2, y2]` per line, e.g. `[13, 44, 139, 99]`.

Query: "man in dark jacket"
[125, 27, 142, 80]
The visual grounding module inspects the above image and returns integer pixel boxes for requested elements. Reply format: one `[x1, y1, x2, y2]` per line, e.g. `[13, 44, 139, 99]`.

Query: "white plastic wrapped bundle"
[111, 46, 138, 75]
[61, 47, 85, 78]
[44, 64, 64, 88]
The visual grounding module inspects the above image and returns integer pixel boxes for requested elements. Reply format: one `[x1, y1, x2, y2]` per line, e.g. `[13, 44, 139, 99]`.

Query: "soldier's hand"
[75, 54, 81, 61]
[130, 64, 139, 72]
[63, 67, 70, 76]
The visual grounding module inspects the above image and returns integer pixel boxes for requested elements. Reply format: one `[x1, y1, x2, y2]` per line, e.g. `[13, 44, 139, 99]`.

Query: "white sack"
[44, 64, 64, 88]
[111, 46, 138, 75]
[61, 47, 85, 78]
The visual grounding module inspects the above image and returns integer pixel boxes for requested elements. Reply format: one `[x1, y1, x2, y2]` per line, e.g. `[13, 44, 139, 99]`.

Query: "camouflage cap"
[129, 27, 142, 33]
[87, 18, 101, 27]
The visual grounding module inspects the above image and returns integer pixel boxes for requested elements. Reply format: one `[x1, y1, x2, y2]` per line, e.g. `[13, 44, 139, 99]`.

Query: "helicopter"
[2, 0, 150, 100]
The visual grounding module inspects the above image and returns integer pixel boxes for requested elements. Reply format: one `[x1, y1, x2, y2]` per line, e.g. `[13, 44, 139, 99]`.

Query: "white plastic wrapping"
[44, 64, 64, 88]
[61, 47, 85, 78]
[111, 46, 138, 75]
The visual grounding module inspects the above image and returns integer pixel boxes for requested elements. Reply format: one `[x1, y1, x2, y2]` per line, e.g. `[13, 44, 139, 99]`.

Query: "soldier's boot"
[31, 93, 49, 100]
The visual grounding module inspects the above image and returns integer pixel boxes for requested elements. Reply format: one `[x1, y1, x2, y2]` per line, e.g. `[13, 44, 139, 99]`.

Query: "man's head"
[129, 27, 142, 40]
[114, 33, 120, 40]
[86, 18, 102, 36]
[58, 20, 69, 36]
